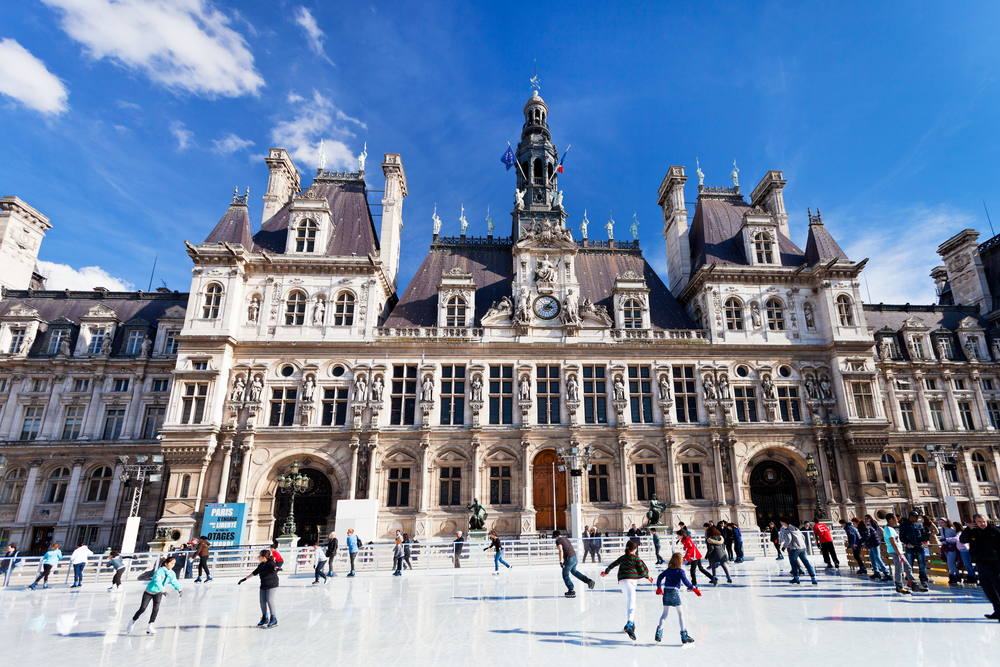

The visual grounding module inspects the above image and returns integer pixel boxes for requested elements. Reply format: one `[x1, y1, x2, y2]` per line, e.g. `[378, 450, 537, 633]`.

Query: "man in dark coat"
[960, 514, 1000, 620]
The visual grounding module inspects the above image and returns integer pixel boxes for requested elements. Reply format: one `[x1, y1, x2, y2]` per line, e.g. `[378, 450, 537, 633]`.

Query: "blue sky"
[1, 1, 999, 304]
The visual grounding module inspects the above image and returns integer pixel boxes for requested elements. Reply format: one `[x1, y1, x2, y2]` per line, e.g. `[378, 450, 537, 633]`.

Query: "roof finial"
[317, 138, 327, 171]
[530, 59, 540, 96]
[232, 187, 249, 206]
[730, 159, 739, 188]
[808, 208, 823, 225]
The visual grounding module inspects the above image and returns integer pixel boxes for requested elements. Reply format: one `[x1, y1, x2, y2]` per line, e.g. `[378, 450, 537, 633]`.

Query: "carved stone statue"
[467, 498, 488, 531]
[140, 336, 152, 356]
[358, 141, 367, 172]
[513, 287, 532, 325]
[703, 375, 717, 400]
[552, 190, 564, 208]
[534, 254, 557, 283]
[730, 159, 739, 187]
[566, 375, 579, 402]
[936, 338, 948, 360]
[59, 339, 71, 357]
[302, 375, 316, 402]
[993, 339, 1000, 361]
[964, 337, 977, 359]
[354, 373, 368, 402]
[561, 289, 580, 325]
[805, 376, 818, 400]
[645, 493, 667, 526]
[580, 210, 589, 239]
[432, 205, 442, 235]
[696, 158, 704, 186]
[371, 375, 384, 402]
[658, 375, 671, 401]
[459, 204, 468, 235]
[313, 299, 326, 325]
[248, 297, 260, 323]
[605, 214, 614, 240]
[230, 375, 246, 401]
[613, 375, 627, 401]
[819, 375, 833, 399]
[630, 213, 639, 241]
[421, 376, 434, 402]
[486, 207, 494, 236]
[751, 302, 762, 328]
[514, 188, 525, 211]
[518, 375, 531, 401]
[718, 374, 730, 399]
[471, 374, 483, 402]
[248, 375, 264, 402]
[803, 302, 815, 329]
[878, 338, 891, 360]
[761, 374, 775, 399]
[100, 335, 112, 356]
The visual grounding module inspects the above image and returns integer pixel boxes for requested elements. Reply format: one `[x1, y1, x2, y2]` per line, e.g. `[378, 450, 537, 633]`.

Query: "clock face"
[533, 295, 560, 320]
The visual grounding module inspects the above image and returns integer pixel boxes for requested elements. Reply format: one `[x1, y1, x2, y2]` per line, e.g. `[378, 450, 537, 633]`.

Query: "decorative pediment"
[82, 304, 119, 320]
[160, 305, 187, 320]
[485, 447, 518, 462]
[383, 451, 416, 464]
[3, 303, 39, 319]
[677, 445, 709, 460]
[900, 316, 928, 330]
[957, 316, 984, 331]
[435, 450, 468, 464]
[514, 217, 578, 251]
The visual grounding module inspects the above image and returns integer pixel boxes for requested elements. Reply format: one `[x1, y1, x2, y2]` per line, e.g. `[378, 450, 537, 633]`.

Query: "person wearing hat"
[899, 510, 930, 587]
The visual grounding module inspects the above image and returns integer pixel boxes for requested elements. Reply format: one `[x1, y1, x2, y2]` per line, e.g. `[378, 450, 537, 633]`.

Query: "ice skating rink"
[0, 557, 995, 666]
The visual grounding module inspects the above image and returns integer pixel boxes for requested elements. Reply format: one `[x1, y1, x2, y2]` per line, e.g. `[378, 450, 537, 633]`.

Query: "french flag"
[557, 145, 571, 173]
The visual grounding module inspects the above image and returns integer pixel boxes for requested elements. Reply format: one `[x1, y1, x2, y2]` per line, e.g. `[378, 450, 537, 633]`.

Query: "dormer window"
[125, 330, 144, 355]
[622, 299, 643, 329]
[446, 296, 467, 327]
[836, 295, 854, 326]
[725, 298, 744, 330]
[47, 328, 69, 355]
[8, 328, 25, 354]
[754, 233, 774, 264]
[765, 298, 785, 330]
[87, 328, 106, 354]
[203, 284, 222, 319]
[334, 292, 355, 325]
[164, 330, 180, 355]
[296, 220, 317, 252]
[285, 291, 307, 325]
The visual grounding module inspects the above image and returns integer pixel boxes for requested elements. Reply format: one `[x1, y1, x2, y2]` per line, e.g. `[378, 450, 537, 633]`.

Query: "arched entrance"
[533, 450, 567, 531]
[749, 460, 799, 530]
[272, 468, 333, 546]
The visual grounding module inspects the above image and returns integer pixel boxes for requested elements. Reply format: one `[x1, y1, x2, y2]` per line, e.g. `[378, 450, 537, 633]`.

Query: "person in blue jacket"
[654, 552, 699, 644]
[346, 529, 361, 577]
[126, 556, 182, 635]
[28, 543, 62, 590]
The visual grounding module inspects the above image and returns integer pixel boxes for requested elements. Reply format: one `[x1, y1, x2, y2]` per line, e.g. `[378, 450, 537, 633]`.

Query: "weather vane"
[530, 60, 540, 95]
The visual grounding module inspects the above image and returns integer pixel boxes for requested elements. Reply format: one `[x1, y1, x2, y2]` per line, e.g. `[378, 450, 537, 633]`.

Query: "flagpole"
[509, 142, 529, 182]
[549, 144, 571, 183]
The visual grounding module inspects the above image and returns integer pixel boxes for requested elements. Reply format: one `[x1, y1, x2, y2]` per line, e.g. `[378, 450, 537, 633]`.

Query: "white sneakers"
[126, 620, 135, 634]
[147, 624, 156, 635]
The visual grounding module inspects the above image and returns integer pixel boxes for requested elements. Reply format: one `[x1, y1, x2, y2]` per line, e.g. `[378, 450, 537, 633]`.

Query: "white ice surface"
[0, 557, 996, 666]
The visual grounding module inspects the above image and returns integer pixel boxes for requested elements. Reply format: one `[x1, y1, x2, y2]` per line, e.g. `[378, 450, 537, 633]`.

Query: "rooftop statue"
[317, 139, 327, 171]
[459, 204, 468, 235]
[580, 210, 589, 239]
[514, 188, 525, 211]
[605, 212, 614, 240]
[432, 204, 442, 236]
[730, 159, 739, 187]
[630, 213, 639, 241]
[696, 158, 704, 186]
[358, 142, 367, 172]
[486, 206, 494, 236]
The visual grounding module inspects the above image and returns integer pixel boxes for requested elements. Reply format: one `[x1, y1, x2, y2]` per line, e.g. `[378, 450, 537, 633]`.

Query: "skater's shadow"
[810, 616, 992, 624]
[491, 628, 635, 647]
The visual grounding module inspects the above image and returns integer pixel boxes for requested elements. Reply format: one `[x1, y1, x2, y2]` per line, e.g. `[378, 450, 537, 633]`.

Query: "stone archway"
[271, 467, 333, 546]
[749, 460, 799, 530]
[532, 449, 567, 531]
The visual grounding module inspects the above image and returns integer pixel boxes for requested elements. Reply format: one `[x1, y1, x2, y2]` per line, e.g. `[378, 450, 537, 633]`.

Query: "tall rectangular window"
[152, 379, 170, 392]
[988, 401, 1000, 429]
[181, 383, 208, 424]
[103, 408, 126, 440]
[682, 462, 704, 500]
[958, 401, 975, 430]
[851, 381, 875, 419]
[125, 330, 144, 355]
[489, 365, 514, 425]
[929, 401, 947, 430]
[490, 466, 512, 505]
[983, 378, 996, 391]
[142, 406, 166, 439]
[953, 378, 967, 391]
[925, 378, 938, 390]
[87, 328, 106, 354]
[582, 365, 607, 424]
[164, 331, 180, 355]
[390, 365, 418, 425]
[269, 388, 297, 427]
[8, 328, 26, 354]
[387, 468, 410, 507]
[31, 379, 46, 392]
[72, 378, 90, 392]
[899, 402, 917, 431]
[777, 386, 801, 421]
[439, 467, 461, 506]
[47, 329, 69, 355]
[62, 406, 85, 440]
[628, 365, 653, 423]
[911, 337, 925, 359]
[20, 407, 43, 440]
[322, 388, 349, 426]
[440, 365, 466, 426]
[734, 386, 759, 422]
[635, 463, 656, 501]
[536, 365, 561, 424]
[673, 365, 698, 423]
[112, 378, 130, 392]
[588, 463, 610, 502]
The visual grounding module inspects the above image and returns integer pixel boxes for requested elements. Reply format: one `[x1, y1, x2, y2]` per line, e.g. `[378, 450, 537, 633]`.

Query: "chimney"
[750, 171, 789, 239]
[656, 166, 690, 295]
[380, 153, 408, 294]
[261, 148, 300, 226]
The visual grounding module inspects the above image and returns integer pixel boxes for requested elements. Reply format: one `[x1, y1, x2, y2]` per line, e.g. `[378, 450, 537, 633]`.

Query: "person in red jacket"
[676, 528, 713, 585]
[811, 520, 840, 569]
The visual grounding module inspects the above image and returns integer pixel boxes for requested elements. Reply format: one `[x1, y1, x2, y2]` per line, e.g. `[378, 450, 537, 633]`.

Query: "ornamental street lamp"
[555, 445, 595, 551]
[116, 453, 165, 553]
[276, 460, 310, 538]
[804, 453, 825, 521]
[926, 443, 962, 521]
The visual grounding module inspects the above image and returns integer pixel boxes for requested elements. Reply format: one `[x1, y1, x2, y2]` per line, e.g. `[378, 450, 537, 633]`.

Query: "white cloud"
[212, 132, 254, 154]
[0, 38, 69, 114]
[837, 204, 977, 305]
[42, 0, 264, 97]
[293, 7, 332, 63]
[270, 90, 365, 172]
[116, 99, 140, 109]
[170, 120, 194, 150]
[37, 260, 135, 291]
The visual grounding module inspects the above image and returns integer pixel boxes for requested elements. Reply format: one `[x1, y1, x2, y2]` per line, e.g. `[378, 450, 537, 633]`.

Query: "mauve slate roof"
[204, 204, 253, 248]
[689, 197, 805, 271]
[863, 304, 990, 362]
[252, 180, 379, 257]
[804, 223, 849, 264]
[384, 246, 696, 329]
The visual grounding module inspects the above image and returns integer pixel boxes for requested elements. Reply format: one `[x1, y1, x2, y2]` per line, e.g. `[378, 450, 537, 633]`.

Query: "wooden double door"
[533, 450, 567, 531]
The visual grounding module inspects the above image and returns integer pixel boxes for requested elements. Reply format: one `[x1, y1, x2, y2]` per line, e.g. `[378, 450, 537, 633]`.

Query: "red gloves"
[656, 588, 663, 595]
[692, 587, 702, 597]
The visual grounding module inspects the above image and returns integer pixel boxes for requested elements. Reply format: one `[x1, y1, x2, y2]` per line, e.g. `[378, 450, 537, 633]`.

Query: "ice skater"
[326, 532, 338, 576]
[600, 539, 653, 641]
[346, 529, 360, 576]
[677, 528, 712, 586]
[654, 552, 699, 644]
[239, 549, 279, 628]
[126, 556, 182, 635]
[69, 541, 93, 588]
[312, 542, 328, 585]
[392, 538, 404, 576]
[194, 535, 212, 582]
[884, 514, 925, 593]
[651, 528, 665, 565]
[484, 529, 512, 574]
[106, 550, 132, 591]
[705, 526, 732, 585]
[555, 530, 595, 597]
[779, 518, 817, 585]
[768, 522, 784, 559]
[27, 542, 62, 590]
[402, 532, 413, 570]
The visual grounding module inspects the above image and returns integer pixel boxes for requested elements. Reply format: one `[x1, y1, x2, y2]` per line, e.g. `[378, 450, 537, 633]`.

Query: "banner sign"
[200, 503, 246, 547]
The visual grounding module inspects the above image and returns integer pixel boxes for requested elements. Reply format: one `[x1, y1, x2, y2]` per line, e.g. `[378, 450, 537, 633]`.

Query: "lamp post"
[804, 453, 825, 521]
[555, 445, 595, 552]
[116, 453, 165, 553]
[926, 443, 961, 521]
[276, 460, 310, 541]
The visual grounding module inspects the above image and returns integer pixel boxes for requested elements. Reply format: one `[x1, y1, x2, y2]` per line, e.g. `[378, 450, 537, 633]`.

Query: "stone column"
[522, 439, 533, 510]
[101, 461, 124, 522]
[56, 459, 85, 542]
[971, 374, 994, 430]
[418, 442, 431, 514]
[470, 440, 481, 504]
[122, 375, 145, 438]
[913, 372, 934, 431]
[39, 376, 67, 439]
[728, 439, 742, 505]
[663, 436, 676, 506]
[711, 438, 725, 506]
[883, 374, 904, 430]
[14, 460, 42, 526]
[944, 377, 965, 431]
[235, 435, 255, 504]
[217, 439, 234, 503]
[814, 439, 834, 504]
[348, 441, 360, 500]
[618, 438, 631, 508]
[961, 449, 984, 512]
[82, 375, 106, 438]
[900, 448, 920, 506]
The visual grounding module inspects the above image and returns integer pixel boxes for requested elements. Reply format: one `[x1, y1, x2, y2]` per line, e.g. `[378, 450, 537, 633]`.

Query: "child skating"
[126, 556, 182, 635]
[106, 550, 132, 592]
[27, 543, 62, 590]
[239, 549, 280, 627]
[654, 552, 700, 644]
[599, 540, 653, 641]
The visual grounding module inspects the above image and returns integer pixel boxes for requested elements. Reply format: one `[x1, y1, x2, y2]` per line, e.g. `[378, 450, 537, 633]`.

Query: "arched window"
[724, 298, 744, 330]
[753, 233, 774, 264]
[972, 452, 991, 482]
[86, 466, 113, 502]
[44, 467, 71, 503]
[202, 284, 222, 319]
[334, 292, 355, 326]
[865, 461, 878, 483]
[765, 298, 785, 331]
[180, 474, 191, 499]
[533, 158, 543, 185]
[0, 467, 27, 504]
[837, 295, 854, 326]
[285, 291, 307, 325]
[881, 453, 899, 484]
[296, 220, 317, 253]
[622, 299, 643, 329]
[911, 453, 930, 483]
[446, 296, 467, 327]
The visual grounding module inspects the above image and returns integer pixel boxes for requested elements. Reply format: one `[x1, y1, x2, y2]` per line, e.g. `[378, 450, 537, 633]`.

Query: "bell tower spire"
[513, 73, 560, 238]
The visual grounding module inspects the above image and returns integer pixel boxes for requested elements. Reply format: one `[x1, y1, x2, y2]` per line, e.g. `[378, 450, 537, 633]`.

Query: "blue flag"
[501, 145, 516, 170]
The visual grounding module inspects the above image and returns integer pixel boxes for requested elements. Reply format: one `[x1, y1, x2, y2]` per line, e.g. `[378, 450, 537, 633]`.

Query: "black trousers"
[113, 567, 125, 586]
[820, 542, 840, 566]
[33, 564, 52, 585]
[132, 591, 164, 622]
[198, 556, 211, 578]
[977, 561, 1000, 612]
[688, 559, 712, 584]
[851, 546, 865, 570]
[725, 540, 734, 560]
